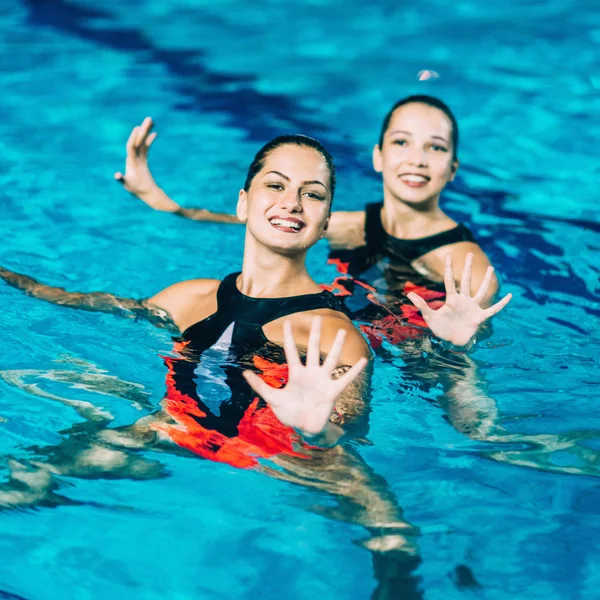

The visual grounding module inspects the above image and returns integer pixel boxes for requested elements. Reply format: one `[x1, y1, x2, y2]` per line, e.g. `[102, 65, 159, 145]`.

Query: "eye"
[392, 139, 408, 146]
[304, 191, 325, 200]
[267, 183, 284, 190]
[431, 144, 448, 153]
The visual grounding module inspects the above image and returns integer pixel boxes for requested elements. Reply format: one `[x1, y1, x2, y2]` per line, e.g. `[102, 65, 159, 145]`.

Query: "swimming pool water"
[0, 0, 599, 598]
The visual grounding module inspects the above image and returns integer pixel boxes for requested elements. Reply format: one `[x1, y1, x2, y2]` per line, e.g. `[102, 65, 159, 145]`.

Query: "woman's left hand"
[243, 317, 368, 438]
[407, 253, 512, 348]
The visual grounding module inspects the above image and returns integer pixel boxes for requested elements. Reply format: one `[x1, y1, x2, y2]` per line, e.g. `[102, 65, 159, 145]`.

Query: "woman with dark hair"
[0, 132, 499, 500]
[1, 132, 505, 598]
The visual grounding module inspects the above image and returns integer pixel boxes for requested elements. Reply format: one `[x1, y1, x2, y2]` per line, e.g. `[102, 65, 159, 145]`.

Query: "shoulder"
[422, 241, 498, 299]
[326, 210, 367, 250]
[148, 278, 221, 332]
[293, 308, 372, 364]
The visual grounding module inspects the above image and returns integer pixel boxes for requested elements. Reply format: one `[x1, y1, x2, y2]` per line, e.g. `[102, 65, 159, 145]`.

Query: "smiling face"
[236, 144, 332, 256]
[373, 102, 459, 207]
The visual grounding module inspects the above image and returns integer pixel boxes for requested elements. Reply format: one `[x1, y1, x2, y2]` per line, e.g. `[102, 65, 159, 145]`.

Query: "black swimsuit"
[325, 202, 476, 341]
[158, 273, 348, 468]
[363, 201, 475, 264]
[181, 272, 346, 356]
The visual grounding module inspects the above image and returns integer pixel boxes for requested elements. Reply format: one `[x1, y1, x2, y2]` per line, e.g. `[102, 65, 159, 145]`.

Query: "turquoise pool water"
[0, 0, 599, 598]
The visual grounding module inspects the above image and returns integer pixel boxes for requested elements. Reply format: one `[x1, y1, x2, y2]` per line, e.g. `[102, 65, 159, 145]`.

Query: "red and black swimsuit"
[324, 202, 476, 348]
[153, 273, 348, 469]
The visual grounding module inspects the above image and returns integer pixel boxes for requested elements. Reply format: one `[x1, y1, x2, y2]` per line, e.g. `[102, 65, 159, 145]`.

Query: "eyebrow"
[388, 130, 449, 143]
[265, 171, 327, 189]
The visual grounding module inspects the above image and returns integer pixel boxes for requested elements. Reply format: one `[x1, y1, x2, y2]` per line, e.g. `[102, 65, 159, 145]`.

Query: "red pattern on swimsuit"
[153, 352, 307, 469]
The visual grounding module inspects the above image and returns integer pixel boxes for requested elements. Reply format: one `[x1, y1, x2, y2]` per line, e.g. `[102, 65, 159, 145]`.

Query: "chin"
[390, 190, 434, 206]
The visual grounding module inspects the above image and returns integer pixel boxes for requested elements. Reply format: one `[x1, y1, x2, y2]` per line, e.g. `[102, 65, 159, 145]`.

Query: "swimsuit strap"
[385, 223, 476, 262]
[364, 201, 476, 262]
[221, 272, 348, 325]
[364, 202, 386, 252]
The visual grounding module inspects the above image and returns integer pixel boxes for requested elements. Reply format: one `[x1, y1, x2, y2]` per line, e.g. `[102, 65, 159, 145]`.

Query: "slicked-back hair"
[243, 135, 336, 201]
[378, 95, 459, 160]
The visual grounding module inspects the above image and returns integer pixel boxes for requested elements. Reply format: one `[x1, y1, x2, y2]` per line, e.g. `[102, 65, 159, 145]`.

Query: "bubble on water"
[417, 70, 439, 81]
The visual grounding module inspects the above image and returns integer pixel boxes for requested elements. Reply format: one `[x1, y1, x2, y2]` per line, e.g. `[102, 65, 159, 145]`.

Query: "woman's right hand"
[114, 118, 179, 212]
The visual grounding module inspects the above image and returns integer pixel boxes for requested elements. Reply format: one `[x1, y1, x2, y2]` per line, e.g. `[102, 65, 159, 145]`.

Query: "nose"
[406, 146, 428, 167]
[278, 188, 302, 213]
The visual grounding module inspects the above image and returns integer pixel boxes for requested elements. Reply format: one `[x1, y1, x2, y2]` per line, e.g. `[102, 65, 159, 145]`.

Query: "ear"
[448, 159, 460, 182]
[236, 189, 248, 223]
[372, 144, 383, 173]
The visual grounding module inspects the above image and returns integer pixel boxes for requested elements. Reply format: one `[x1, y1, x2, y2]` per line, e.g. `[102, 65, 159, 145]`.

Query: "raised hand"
[407, 253, 512, 348]
[243, 317, 368, 439]
[114, 118, 178, 212]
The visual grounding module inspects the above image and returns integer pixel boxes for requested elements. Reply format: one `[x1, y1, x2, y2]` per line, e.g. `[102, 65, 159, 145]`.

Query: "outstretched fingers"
[125, 126, 139, 154]
[332, 357, 369, 393]
[460, 252, 474, 296]
[305, 316, 323, 368]
[145, 131, 157, 149]
[483, 293, 513, 319]
[242, 370, 280, 406]
[135, 117, 154, 148]
[282, 320, 302, 370]
[444, 253, 457, 295]
[406, 291, 433, 319]
[322, 328, 347, 374]
[473, 266, 495, 305]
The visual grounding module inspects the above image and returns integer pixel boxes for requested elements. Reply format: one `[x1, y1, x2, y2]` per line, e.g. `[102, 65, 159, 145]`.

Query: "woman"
[1, 131, 502, 486]
[1, 133, 507, 599]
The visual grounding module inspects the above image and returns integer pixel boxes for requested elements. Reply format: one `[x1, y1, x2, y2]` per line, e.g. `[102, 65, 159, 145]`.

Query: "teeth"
[270, 218, 302, 230]
[401, 175, 428, 183]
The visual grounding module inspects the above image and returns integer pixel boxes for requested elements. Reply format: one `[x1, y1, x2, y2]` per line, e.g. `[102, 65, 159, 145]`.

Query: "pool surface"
[0, 1, 599, 598]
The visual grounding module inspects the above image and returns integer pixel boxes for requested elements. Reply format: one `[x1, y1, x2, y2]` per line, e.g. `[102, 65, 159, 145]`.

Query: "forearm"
[175, 206, 241, 224]
[0, 267, 174, 327]
[137, 186, 240, 224]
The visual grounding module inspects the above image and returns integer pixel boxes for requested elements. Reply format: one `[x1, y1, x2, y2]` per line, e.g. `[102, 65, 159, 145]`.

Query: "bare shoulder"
[148, 278, 220, 332]
[326, 210, 367, 250]
[275, 308, 372, 364]
[421, 241, 498, 298]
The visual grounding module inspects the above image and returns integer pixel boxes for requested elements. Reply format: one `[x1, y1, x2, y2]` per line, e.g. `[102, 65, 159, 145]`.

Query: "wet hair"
[243, 134, 336, 201]
[378, 95, 459, 160]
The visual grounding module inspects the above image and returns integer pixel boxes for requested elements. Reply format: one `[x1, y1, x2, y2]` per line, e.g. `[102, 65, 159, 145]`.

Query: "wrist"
[435, 336, 476, 353]
[298, 421, 344, 448]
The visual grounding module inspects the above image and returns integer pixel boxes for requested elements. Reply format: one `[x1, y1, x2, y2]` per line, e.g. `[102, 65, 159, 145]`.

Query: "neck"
[381, 187, 448, 238]
[238, 233, 317, 297]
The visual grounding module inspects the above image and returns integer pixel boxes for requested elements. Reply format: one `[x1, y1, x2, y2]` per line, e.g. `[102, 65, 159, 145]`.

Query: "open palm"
[407, 253, 512, 348]
[114, 117, 160, 200]
[243, 317, 367, 437]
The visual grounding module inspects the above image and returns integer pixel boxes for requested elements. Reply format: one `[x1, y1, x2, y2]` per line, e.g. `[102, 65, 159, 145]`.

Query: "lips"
[399, 173, 430, 187]
[268, 216, 306, 233]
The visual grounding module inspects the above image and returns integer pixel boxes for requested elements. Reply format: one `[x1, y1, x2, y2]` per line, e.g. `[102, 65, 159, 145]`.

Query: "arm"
[324, 210, 367, 250]
[0, 266, 173, 327]
[114, 117, 241, 224]
[0, 267, 218, 332]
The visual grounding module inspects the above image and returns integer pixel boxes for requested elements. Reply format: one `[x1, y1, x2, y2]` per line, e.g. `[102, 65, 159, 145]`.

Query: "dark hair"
[243, 134, 336, 201]
[378, 95, 459, 160]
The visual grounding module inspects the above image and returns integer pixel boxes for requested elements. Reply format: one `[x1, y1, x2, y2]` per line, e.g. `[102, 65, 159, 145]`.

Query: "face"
[373, 103, 459, 206]
[236, 145, 332, 255]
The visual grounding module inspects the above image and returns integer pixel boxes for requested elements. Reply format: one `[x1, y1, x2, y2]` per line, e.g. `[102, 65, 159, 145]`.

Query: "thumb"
[406, 292, 431, 316]
[243, 370, 278, 405]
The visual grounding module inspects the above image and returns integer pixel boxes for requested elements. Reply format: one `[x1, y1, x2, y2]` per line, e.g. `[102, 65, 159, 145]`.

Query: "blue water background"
[0, 0, 599, 598]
